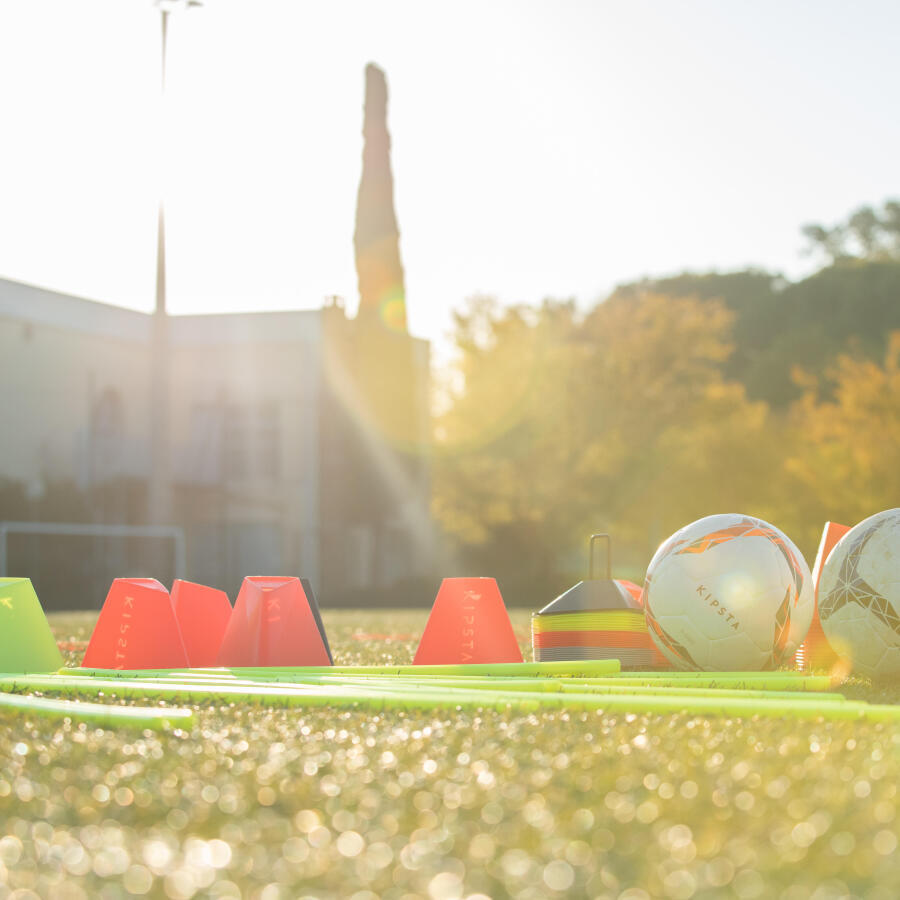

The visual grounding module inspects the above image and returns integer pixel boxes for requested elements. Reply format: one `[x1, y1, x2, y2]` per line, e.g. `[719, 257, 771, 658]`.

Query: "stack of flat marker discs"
[532, 534, 669, 669]
[532, 582, 668, 668]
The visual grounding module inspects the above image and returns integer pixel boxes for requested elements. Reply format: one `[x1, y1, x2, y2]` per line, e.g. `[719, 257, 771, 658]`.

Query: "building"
[0, 63, 433, 609]
[0, 276, 432, 607]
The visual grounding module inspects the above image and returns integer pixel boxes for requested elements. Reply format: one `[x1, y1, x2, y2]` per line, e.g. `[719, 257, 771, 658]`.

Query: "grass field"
[0, 610, 898, 900]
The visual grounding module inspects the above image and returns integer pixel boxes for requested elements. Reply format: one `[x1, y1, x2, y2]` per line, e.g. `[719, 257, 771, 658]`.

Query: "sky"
[1, 0, 899, 351]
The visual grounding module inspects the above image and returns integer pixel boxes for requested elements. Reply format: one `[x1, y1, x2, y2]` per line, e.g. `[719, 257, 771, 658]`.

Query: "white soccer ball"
[643, 514, 813, 671]
[818, 508, 900, 679]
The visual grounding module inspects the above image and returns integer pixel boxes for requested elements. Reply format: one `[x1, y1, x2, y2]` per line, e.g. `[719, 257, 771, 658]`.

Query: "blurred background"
[0, 1, 898, 609]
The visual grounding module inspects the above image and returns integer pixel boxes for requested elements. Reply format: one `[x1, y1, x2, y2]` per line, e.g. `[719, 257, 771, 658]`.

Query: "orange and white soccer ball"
[818, 508, 900, 678]
[643, 514, 813, 671]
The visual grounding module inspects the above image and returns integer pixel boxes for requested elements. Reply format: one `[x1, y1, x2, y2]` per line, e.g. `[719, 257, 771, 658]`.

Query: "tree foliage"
[433, 202, 900, 603]
[802, 199, 900, 265]
[782, 332, 900, 551]
[433, 293, 775, 597]
[611, 260, 900, 408]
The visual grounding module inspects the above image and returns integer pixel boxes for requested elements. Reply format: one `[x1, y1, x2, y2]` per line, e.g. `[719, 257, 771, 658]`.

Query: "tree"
[433, 292, 776, 600]
[607, 269, 782, 396]
[577, 292, 778, 553]
[802, 199, 900, 265]
[354, 63, 407, 333]
[610, 260, 900, 409]
[433, 297, 585, 594]
[434, 207, 900, 599]
[782, 332, 900, 551]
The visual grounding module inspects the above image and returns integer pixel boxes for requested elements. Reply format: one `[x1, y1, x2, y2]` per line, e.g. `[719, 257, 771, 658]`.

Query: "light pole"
[147, 0, 201, 527]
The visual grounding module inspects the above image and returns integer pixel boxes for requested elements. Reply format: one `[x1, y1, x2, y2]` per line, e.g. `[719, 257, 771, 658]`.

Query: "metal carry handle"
[589, 533, 611, 580]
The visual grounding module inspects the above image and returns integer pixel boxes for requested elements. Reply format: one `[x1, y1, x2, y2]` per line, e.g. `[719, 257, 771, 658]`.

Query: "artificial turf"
[0, 610, 897, 899]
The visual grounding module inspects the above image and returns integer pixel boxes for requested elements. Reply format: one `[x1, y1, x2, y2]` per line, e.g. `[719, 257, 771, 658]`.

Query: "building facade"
[0, 277, 432, 608]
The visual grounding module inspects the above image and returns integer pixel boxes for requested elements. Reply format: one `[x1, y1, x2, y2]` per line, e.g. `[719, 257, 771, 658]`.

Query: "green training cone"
[0, 578, 64, 673]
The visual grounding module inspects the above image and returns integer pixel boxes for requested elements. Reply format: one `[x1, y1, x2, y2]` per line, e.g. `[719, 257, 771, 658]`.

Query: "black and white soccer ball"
[818, 508, 900, 678]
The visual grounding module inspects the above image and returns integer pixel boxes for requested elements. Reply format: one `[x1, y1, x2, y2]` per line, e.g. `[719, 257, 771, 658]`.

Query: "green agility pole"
[58, 666, 838, 693]
[54, 665, 838, 694]
[264, 672, 838, 693]
[0, 689, 193, 730]
[79, 670, 845, 701]
[0, 674, 890, 721]
[269, 674, 847, 701]
[228, 665, 833, 683]
[593, 670, 837, 680]
[560, 675, 835, 692]
[63, 660, 622, 679]
[183, 673, 840, 693]
[336, 672, 836, 692]
[62, 661, 834, 685]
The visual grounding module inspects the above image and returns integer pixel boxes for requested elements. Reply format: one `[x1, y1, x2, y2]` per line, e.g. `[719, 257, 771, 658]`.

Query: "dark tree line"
[610, 257, 900, 409]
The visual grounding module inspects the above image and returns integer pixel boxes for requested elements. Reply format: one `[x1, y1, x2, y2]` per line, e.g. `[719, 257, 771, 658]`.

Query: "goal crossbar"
[0, 521, 186, 580]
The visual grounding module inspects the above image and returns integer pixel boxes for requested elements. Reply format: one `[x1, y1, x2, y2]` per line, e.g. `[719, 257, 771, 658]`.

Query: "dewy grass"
[1, 608, 896, 899]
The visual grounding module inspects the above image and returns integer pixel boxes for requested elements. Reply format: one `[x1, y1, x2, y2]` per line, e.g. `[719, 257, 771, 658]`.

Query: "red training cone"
[82, 578, 189, 670]
[216, 576, 331, 667]
[171, 579, 232, 668]
[795, 521, 850, 671]
[413, 577, 523, 665]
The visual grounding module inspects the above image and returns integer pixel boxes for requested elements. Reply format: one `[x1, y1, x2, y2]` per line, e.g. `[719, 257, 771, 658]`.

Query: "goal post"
[0, 522, 186, 609]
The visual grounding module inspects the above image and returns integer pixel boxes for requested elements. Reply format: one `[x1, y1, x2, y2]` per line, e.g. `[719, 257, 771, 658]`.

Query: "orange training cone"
[413, 577, 523, 665]
[795, 522, 850, 671]
[171, 579, 232, 668]
[216, 576, 332, 667]
[82, 578, 189, 670]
